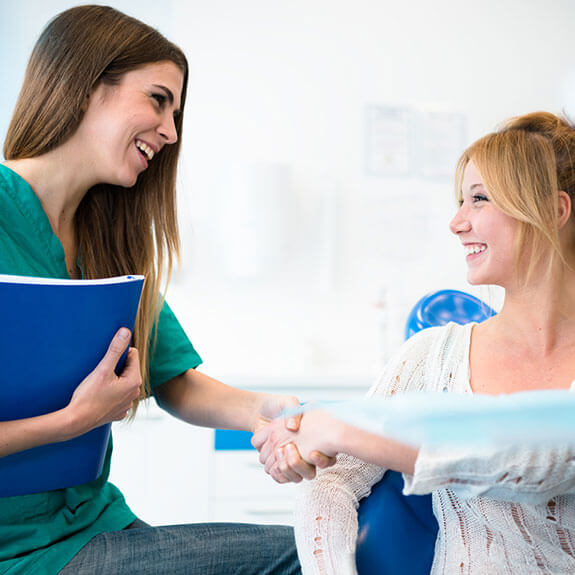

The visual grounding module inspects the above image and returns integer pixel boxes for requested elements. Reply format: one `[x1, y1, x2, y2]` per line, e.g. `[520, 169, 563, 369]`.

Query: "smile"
[465, 244, 486, 256]
[135, 139, 155, 162]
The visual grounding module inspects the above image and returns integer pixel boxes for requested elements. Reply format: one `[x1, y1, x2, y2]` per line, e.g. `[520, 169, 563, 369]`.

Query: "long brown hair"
[455, 112, 575, 282]
[4, 5, 189, 409]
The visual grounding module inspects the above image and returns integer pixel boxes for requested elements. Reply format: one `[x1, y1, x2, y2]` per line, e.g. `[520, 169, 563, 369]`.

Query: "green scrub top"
[0, 164, 202, 574]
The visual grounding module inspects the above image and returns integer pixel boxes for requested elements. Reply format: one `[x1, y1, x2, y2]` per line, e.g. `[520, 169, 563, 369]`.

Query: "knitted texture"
[294, 322, 575, 574]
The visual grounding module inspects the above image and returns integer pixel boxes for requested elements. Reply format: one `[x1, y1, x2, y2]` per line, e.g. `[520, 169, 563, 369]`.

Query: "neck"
[494, 265, 575, 354]
[4, 146, 96, 236]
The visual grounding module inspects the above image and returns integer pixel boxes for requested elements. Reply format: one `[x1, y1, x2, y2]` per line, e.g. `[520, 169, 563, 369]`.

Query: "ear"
[81, 92, 90, 113]
[81, 81, 100, 113]
[557, 191, 572, 229]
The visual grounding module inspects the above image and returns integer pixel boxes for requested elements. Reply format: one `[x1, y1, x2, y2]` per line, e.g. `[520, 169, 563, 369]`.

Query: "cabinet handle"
[245, 508, 293, 516]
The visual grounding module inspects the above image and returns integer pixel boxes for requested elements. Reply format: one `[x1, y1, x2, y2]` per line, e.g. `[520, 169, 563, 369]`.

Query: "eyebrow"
[153, 84, 180, 114]
[469, 183, 485, 191]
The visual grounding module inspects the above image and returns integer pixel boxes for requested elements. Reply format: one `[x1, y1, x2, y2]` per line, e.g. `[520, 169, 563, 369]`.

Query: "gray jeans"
[59, 519, 301, 575]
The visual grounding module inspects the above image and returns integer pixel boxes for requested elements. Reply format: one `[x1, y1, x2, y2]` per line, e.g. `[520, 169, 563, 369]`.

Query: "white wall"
[3, 0, 575, 386]
[168, 0, 575, 383]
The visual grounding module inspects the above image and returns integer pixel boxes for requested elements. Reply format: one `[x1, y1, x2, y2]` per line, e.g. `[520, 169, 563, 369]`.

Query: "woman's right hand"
[66, 328, 142, 436]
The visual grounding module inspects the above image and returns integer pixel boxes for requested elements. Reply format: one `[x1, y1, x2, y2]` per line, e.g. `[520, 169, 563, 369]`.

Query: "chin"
[466, 272, 487, 286]
[113, 172, 140, 188]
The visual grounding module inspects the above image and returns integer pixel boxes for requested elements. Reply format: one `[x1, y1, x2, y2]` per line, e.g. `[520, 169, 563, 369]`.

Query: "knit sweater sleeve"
[404, 440, 575, 504]
[293, 327, 446, 575]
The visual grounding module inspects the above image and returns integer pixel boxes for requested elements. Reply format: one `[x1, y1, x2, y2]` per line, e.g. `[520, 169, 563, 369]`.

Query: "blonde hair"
[455, 112, 575, 282]
[4, 5, 189, 410]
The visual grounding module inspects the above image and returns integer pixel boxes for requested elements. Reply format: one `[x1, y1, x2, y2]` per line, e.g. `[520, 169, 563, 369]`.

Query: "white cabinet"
[208, 450, 298, 525]
[110, 402, 213, 525]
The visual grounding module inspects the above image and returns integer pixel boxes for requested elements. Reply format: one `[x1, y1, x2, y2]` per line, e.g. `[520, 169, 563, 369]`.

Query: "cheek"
[491, 222, 519, 265]
[497, 218, 520, 248]
[479, 210, 517, 241]
[88, 113, 121, 145]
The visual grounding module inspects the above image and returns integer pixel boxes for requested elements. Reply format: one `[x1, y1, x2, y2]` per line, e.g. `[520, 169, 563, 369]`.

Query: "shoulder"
[0, 163, 19, 195]
[402, 321, 469, 354]
[0, 168, 17, 234]
[0, 165, 15, 207]
[368, 322, 473, 397]
[392, 323, 469, 376]
[0, 164, 29, 227]
[407, 322, 473, 373]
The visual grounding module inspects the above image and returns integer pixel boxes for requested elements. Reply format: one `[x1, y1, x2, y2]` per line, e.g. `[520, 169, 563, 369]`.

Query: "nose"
[449, 204, 471, 236]
[158, 113, 178, 145]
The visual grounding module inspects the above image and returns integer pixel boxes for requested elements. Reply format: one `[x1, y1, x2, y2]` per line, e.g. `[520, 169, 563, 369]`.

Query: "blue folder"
[0, 274, 144, 496]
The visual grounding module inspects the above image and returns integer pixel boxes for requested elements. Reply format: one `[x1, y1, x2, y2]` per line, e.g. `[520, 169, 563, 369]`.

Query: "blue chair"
[404, 289, 496, 340]
[355, 289, 495, 575]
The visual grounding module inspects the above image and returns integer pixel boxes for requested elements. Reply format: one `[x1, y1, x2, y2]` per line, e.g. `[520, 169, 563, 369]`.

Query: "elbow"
[153, 370, 194, 418]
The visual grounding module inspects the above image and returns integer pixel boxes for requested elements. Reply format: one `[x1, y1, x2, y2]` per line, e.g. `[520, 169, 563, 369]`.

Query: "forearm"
[158, 371, 322, 483]
[295, 480, 359, 575]
[154, 368, 266, 432]
[295, 453, 386, 575]
[331, 421, 418, 475]
[267, 410, 418, 475]
[0, 407, 81, 458]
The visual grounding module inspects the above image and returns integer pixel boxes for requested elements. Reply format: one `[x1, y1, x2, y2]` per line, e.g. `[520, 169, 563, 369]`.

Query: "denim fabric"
[59, 520, 301, 574]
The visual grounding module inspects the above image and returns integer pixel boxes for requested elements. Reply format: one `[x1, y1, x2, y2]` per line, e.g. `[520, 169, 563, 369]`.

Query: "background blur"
[3, 0, 575, 524]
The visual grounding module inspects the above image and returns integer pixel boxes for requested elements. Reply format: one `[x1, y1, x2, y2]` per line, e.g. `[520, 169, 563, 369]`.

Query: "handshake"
[251, 396, 340, 484]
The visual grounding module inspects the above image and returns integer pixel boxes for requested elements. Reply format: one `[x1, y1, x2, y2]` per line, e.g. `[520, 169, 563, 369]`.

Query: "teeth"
[465, 245, 486, 255]
[135, 140, 154, 161]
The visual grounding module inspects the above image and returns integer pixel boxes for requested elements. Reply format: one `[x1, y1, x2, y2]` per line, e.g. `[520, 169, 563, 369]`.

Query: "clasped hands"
[252, 400, 339, 484]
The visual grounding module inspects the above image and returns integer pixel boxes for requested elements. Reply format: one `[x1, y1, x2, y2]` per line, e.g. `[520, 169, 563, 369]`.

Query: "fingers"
[309, 450, 337, 469]
[269, 447, 303, 483]
[284, 443, 317, 480]
[111, 404, 134, 422]
[251, 424, 270, 451]
[252, 425, 276, 465]
[253, 419, 294, 464]
[261, 394, 300, 423]
[122, 348, 142, 382]
[269, 461, 291, 484]
[279, 396, 302, 431]
[116, 347, 143, 403]
[285, 412, 301, 432]
[259, 441, 275, 467]
[98, 328, 131, 373]
[268, 443, 317, 483]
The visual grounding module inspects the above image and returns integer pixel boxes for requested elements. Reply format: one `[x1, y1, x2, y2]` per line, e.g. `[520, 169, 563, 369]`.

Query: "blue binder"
[0, 274, 144, 496]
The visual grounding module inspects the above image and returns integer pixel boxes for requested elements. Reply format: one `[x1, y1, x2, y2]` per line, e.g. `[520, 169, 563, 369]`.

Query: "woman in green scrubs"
[0, 5, 327, 574]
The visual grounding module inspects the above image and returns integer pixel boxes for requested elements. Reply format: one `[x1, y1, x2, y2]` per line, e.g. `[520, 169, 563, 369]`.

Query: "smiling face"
[75, 61, 184, 188]
[450, 160, 521, 287]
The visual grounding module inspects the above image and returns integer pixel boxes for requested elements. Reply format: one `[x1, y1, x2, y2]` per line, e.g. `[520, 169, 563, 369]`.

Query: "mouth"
[465, 243, 487, 258]
[135, 139, 155, 162]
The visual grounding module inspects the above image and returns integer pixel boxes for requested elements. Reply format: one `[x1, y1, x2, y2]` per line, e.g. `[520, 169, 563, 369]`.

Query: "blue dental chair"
[355, 289, 496, 575]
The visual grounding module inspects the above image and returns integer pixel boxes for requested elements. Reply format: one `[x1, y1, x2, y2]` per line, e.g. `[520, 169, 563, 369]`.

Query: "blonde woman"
[0, 5, 326, 574]
[255, 112, 575, 573]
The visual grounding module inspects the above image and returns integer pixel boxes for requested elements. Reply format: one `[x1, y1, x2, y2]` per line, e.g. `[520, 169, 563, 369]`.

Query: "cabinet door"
[110, 404, 212, 525]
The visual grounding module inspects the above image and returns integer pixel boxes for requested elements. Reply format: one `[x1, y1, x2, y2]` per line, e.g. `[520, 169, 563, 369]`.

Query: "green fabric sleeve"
[148, 299, 202, 389]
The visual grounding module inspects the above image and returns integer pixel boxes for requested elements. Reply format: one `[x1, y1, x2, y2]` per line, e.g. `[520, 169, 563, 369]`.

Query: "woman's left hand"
[252, 395, 336, 483]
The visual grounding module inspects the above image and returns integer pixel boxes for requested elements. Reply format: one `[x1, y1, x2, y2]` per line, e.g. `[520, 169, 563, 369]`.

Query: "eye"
[151, 93, 166, 107]
[472, 193, 489, 203]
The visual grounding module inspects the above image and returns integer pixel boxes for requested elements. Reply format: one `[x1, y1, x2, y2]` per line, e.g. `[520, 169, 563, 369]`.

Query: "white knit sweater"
[293, 322, 575, 574]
